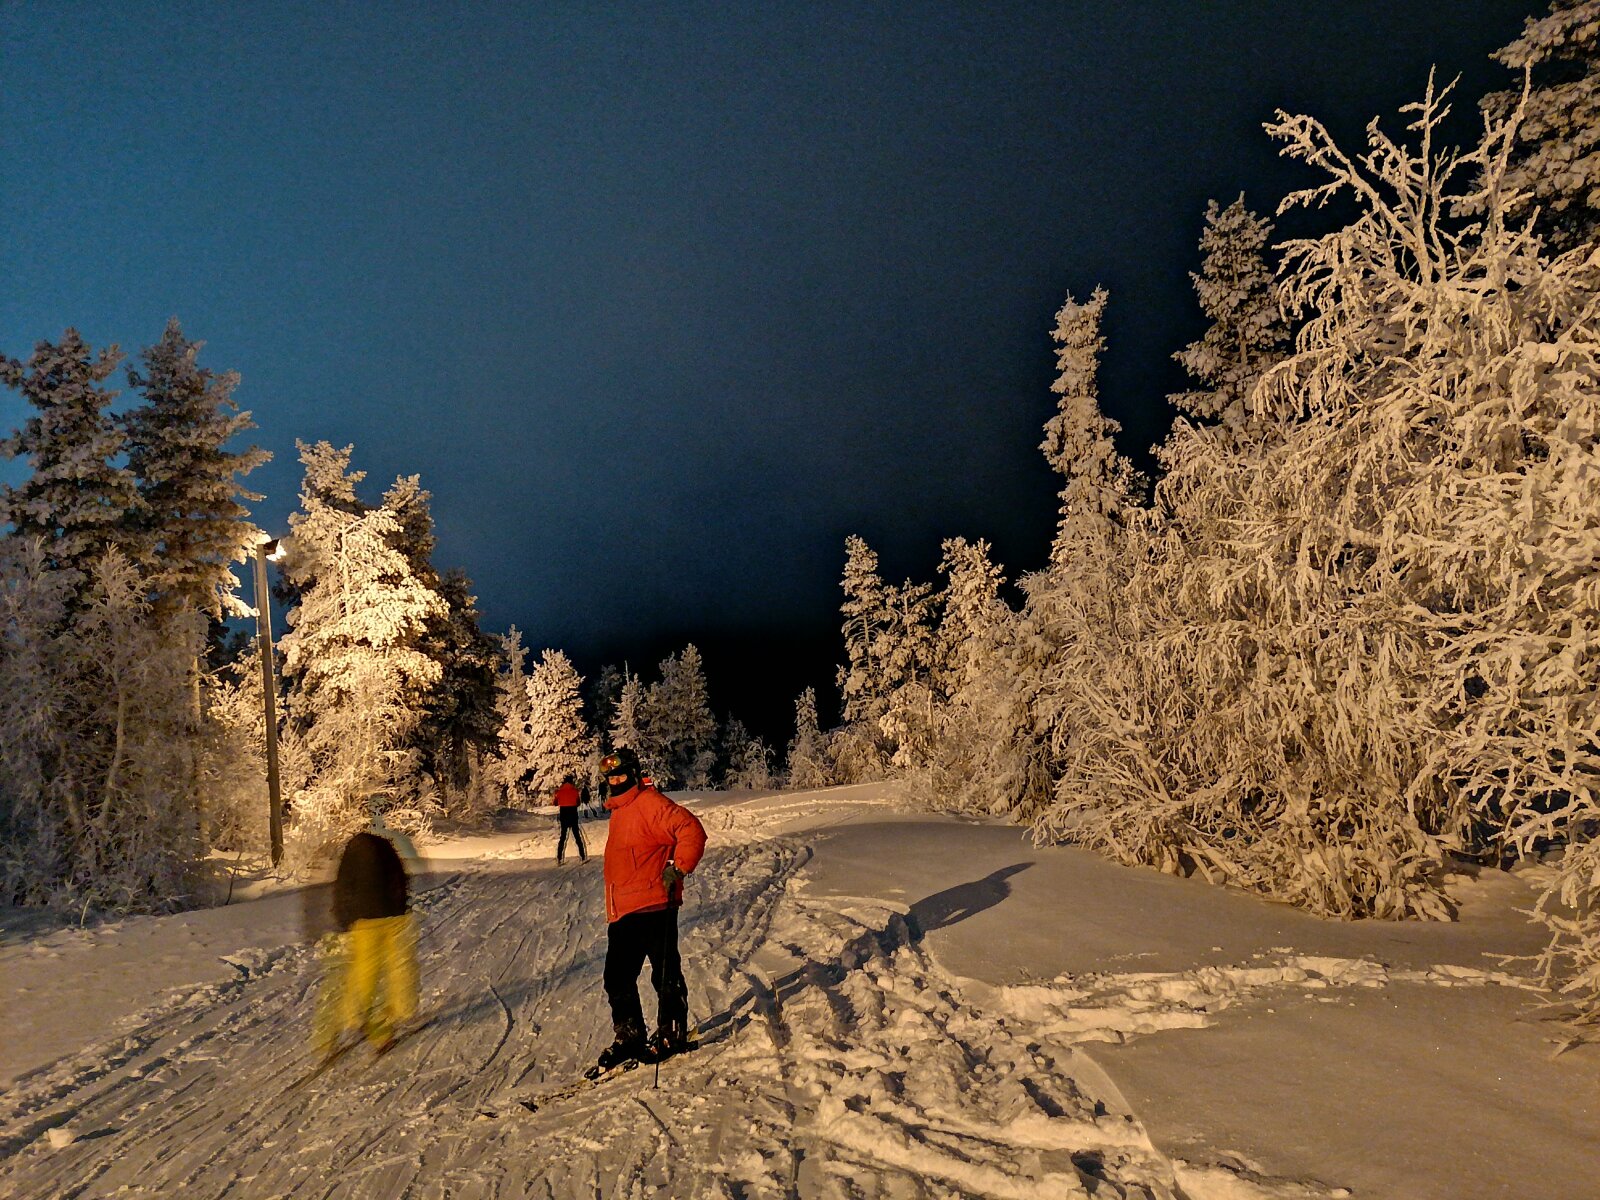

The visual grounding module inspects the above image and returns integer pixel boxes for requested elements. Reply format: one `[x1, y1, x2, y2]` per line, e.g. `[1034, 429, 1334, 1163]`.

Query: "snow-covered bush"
[721, 718, 774, 789]
[0, 542, 206, 911]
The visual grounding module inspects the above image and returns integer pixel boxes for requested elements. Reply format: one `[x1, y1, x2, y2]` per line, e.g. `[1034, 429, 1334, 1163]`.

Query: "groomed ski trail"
[0, 796, 1346, 1199]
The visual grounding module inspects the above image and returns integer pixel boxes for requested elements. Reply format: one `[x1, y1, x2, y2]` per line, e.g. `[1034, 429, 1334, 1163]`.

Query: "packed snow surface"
[2, 784, 1596, 1198]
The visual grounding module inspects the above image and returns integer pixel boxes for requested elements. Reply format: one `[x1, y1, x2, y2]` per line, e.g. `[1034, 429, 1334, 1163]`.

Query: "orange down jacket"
[552, 781, 581, 808]
[602, 784, 707, 923]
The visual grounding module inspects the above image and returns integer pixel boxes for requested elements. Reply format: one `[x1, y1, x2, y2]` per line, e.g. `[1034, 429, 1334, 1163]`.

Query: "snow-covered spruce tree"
[0, 330, 141, 589]
[523, 648, 592, 797]
[122, 320, 271, 848]
[277, 442, 447, 858]
[380, 476, 501, 804]
[584, 663, 625, 752]
[925, 537, 1029, 813]
[610, 671, 660, 783]
[1480, 0, 1600, 255]
[875, 576, 937, 772]
[646, 644, 717, 788]
[122, 319, 269, 619]
[1169, 196, 1292, 432]
[785, 686, 831, 790]
[721, 717, 774, 789]
[1019, 287, 1151, 837]
[833, 535, 891, 781]
[488, 626, 537, 804]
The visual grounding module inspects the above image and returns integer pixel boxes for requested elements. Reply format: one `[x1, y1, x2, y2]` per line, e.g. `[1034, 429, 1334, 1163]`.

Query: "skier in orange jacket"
[594, 747, 707, 1069]
[551, 775, 586, 863]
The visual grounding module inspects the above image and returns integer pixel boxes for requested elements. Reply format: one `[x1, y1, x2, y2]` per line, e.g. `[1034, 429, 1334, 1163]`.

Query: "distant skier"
[314, 812, 419, 1058]
[552, 774, 587, 864]
[594, 747, 707, 1070]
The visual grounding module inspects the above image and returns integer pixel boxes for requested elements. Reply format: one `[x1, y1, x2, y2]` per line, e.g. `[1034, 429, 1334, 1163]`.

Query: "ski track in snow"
[0, 794, 1454, 1199]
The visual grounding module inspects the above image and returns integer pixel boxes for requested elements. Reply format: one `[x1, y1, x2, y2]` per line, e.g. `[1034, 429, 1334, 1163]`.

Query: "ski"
[286, 1038, 360, 1092]
[470, 1058, 640, 1119]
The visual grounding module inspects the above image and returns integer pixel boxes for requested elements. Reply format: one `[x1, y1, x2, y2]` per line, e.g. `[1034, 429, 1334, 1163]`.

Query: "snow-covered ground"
[2, 784, 1596, 1198]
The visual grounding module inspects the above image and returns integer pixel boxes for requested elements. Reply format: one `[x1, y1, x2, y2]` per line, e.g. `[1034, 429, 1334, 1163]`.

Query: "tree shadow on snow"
[697, 862, 1033, 1047]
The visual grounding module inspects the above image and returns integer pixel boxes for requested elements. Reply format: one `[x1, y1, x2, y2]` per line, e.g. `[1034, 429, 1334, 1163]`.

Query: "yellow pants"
[315, 913, 418, 1053]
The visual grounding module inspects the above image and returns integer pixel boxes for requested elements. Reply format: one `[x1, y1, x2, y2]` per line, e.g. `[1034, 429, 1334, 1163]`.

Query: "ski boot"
[643, 1022, 693, 1063]
[592, 1020, 648, 1076]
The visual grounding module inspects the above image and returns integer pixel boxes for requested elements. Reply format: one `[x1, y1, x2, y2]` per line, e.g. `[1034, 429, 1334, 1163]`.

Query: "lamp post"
[253, 536, 287, 867]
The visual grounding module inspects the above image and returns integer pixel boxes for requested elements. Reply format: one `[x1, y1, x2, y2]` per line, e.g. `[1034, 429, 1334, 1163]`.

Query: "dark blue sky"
[1, 1, 1536, 744]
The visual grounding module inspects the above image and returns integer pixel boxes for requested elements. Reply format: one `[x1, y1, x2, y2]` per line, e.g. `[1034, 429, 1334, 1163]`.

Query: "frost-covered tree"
[0, 540, 203, 910]
[834, 535, 891, 780]
[1040, 287, 1145, 564]
[378, 477, 499, 796]
[646, 644, 717, 787]
[836, 536, 888, 723]
[1480, 0, 1600, 253]
[876, 577, 937, 771]
[784, 687, 830, 790]
[1169, 196, 1292, 431]
[523, 648, 592, 797]
[925, 538, 1031, 813]
[277, 442, 447, 852]
[610, 671, 655, 779]
[721, 717, 774, 789]
[930, 537, 1007, 702]
[1014, 286, 1149, 829]
[422, 570, 501, 792]
[0, 330, 140, 587]
[585, 663, 625, 752]
[1031, 73, 1600, 958]
[488, 627, 536, 803]
[121, 319, 269, 619]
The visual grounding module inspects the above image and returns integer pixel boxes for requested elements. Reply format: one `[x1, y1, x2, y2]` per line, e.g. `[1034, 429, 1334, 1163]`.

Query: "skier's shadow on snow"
[906, 862, 1031, 942]
[697, 862, 1033, 1045]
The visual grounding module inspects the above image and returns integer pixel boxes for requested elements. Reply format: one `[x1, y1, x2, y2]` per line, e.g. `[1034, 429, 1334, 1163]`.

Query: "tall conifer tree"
[122, 319, 269, 619]
[1, 330, 140, 584]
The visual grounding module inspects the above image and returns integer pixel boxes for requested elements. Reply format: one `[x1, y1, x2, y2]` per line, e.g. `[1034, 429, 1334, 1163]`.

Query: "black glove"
[661, 862, 685, 890]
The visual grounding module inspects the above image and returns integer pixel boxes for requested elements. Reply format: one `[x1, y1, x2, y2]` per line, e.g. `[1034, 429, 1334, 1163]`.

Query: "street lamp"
[253, 536, 288, 867]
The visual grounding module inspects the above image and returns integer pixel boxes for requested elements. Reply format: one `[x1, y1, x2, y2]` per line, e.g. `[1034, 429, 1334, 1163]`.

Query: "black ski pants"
[604, 907, 688, 1040]
[556, 807, 586, 862]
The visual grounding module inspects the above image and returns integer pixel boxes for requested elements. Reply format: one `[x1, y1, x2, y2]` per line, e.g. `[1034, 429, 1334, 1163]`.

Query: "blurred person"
[592, 747, 707, 1072]
[313, 809, 419, 1060]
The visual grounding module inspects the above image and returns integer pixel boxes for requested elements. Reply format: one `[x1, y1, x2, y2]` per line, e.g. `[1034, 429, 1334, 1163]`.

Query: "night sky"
[1, 2, 1537, 745]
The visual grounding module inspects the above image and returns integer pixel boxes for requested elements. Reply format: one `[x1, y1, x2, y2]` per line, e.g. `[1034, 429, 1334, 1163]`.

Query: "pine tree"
[646, 644, 717, 787]
[379, 475, 500, 795]
[1040, 288, 1144, 566]
[611, 672, 648, 761]
[833, 534, 892, 780]
[785, 687, 830, 790]
[1481, 0, 1600, 254]
[277, 442, 447, 847]
[585, 663, 625, 751]
[489, 627, 537, 803]
[0, 330, 140, 586]
[523, 649, 592, 796]
[121, 319, 269, 619]
[931, 537, 1007, 701]
[876, 577, 937, 771]
[1169, 196, 1292, 431]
